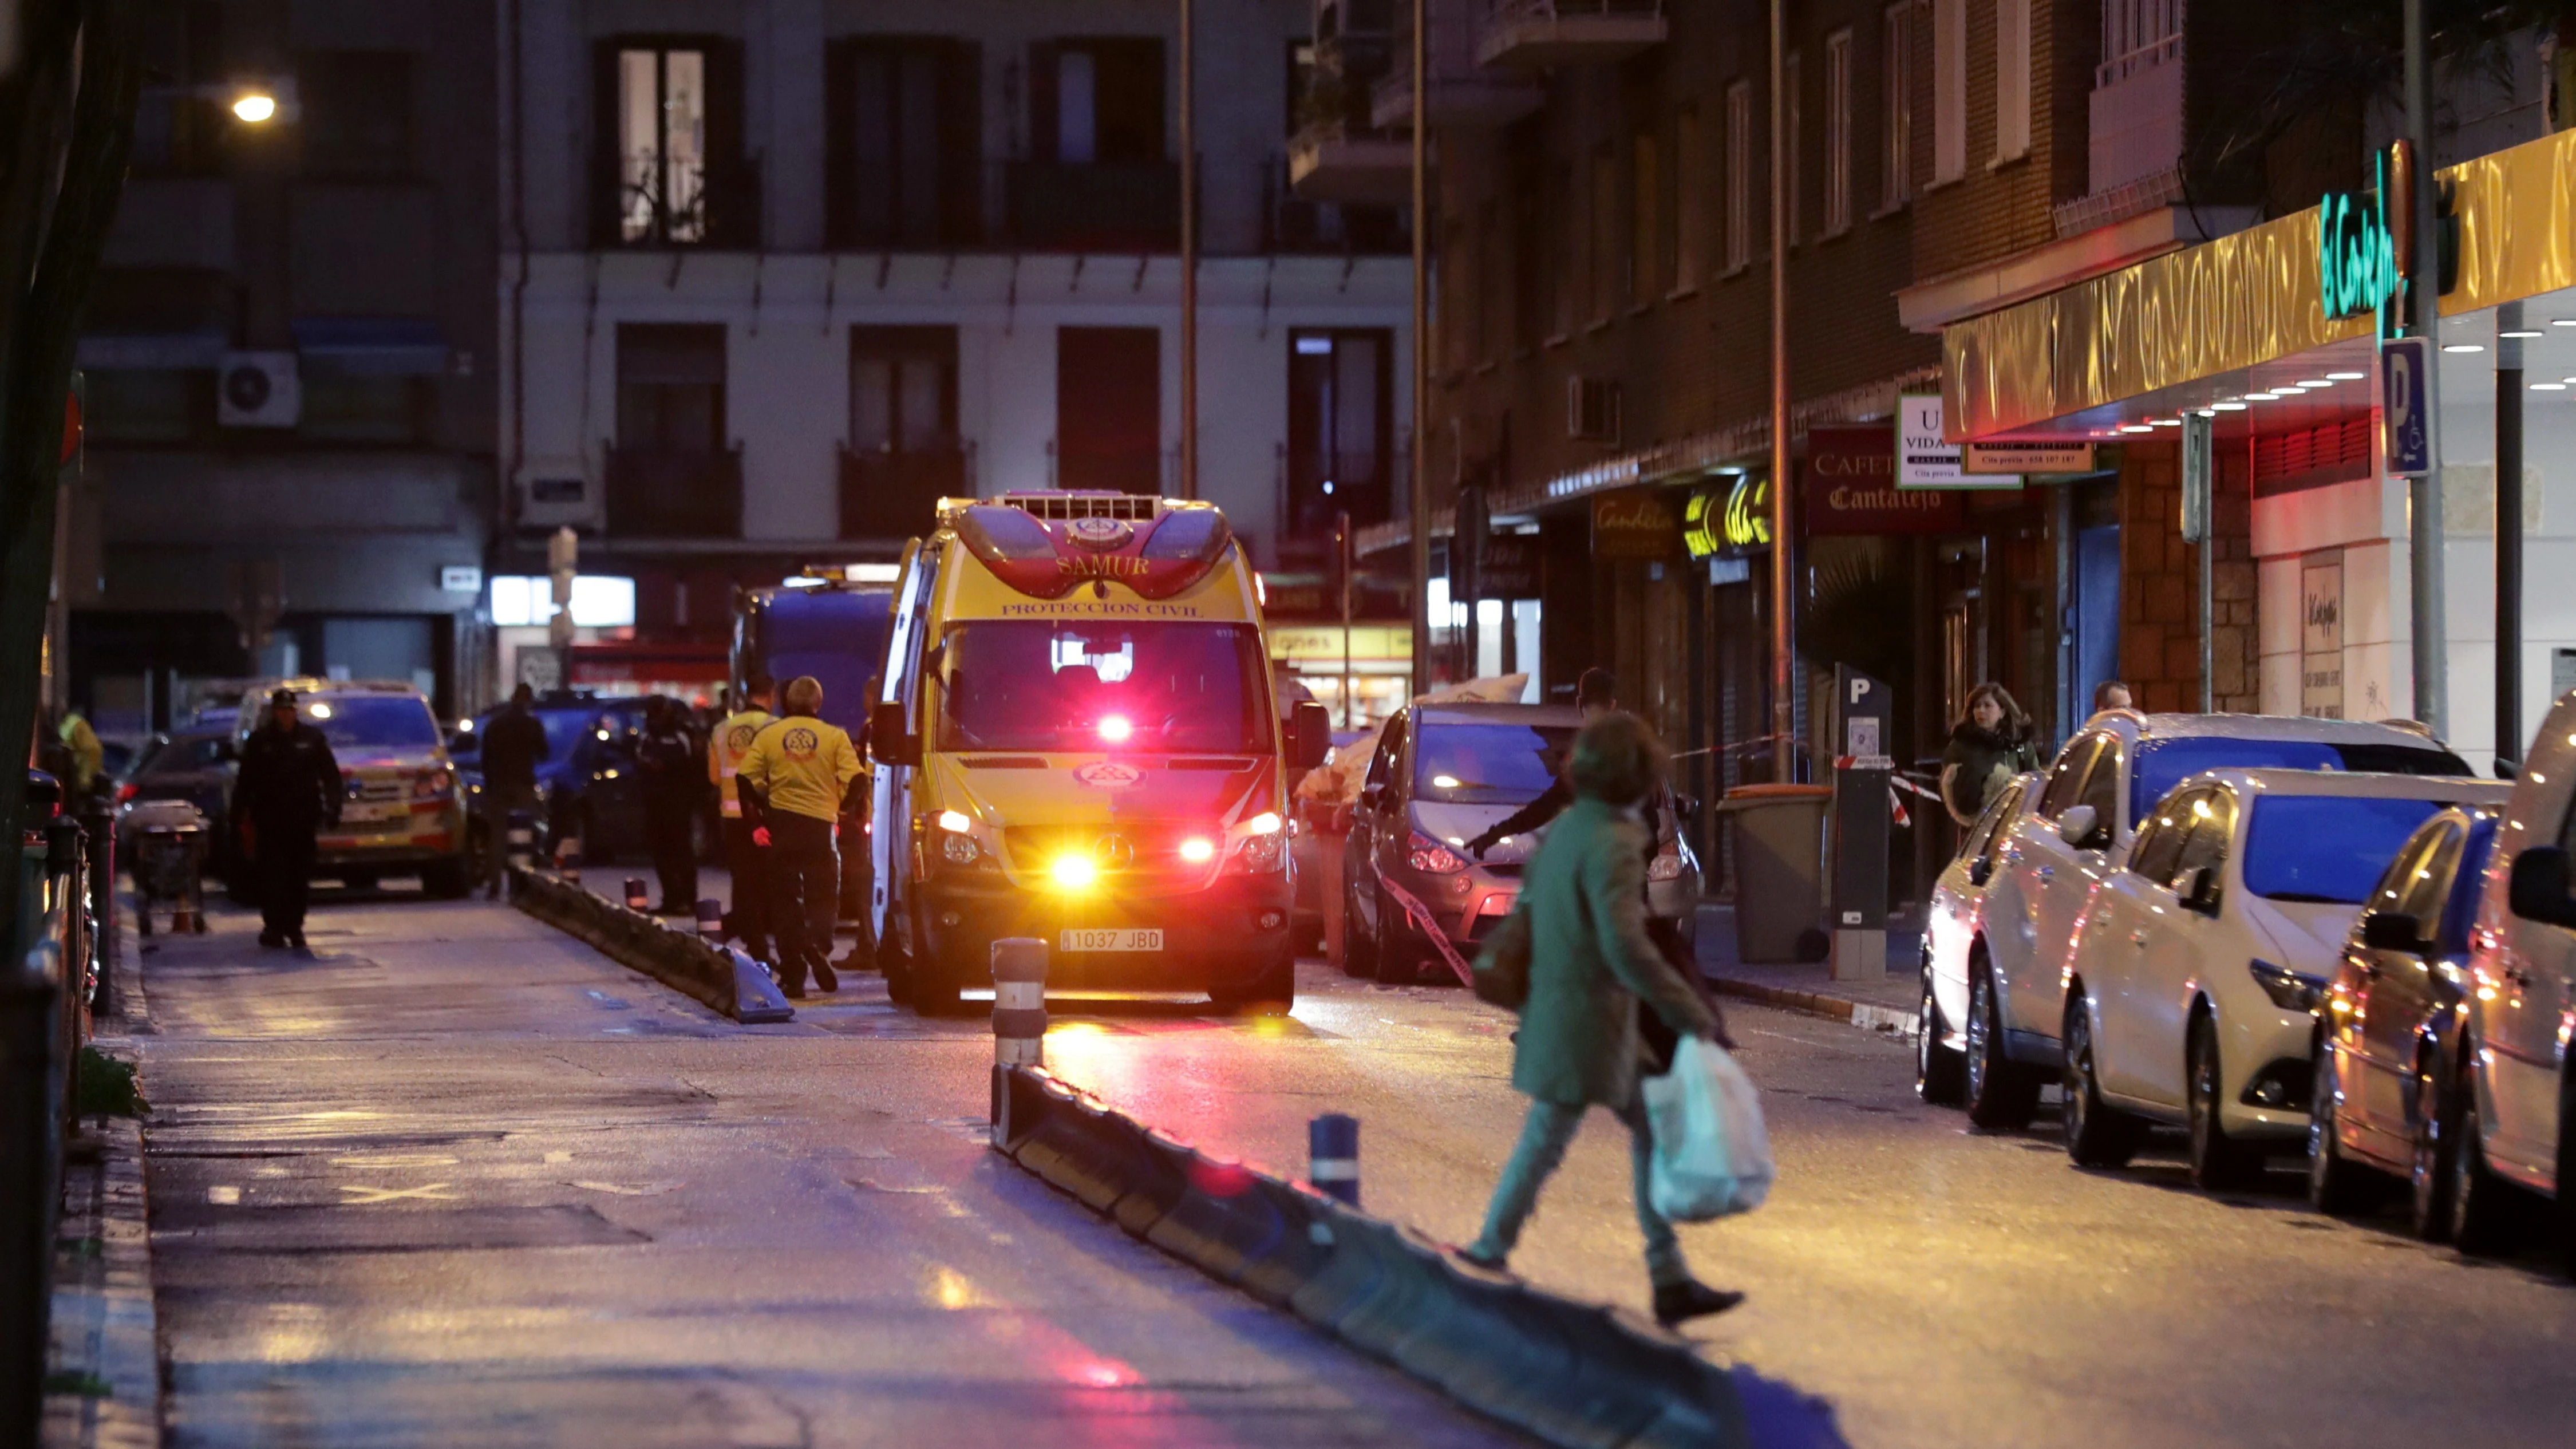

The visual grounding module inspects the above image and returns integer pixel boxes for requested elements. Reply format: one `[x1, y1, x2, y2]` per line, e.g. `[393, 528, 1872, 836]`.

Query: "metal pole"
[1767, 0, 1793, 780]
[1178, 0, 1198, 501]
[1337, 510, 1355, 728]
[1408, 0, 1432, 700]
[2498, 301, 2524, 764]
[2403, 0, 2448, 735]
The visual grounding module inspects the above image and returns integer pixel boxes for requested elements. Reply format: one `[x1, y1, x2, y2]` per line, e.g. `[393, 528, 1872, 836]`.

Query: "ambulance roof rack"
[972, 491, 1184, 523]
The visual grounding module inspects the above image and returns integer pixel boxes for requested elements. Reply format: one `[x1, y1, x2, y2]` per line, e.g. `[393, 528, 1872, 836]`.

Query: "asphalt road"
[129, 890, 2576, 1447]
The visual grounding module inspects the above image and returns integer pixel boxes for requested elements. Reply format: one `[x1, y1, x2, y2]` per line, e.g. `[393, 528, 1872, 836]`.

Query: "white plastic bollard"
[990, 937, 1048, 1134]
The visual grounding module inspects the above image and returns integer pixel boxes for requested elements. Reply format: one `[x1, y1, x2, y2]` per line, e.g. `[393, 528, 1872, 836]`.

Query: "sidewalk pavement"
[1691, 902, 1922, 1038]
[44, 907, 160, 1449]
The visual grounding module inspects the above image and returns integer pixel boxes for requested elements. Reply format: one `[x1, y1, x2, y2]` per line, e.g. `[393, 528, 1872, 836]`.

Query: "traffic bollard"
[623, 877, 649, 912]
[555, 839, 581, 887]
[696, 898, 724, 938]
[990, 937, 1048, 1131]
[1310, 1114, 1360, 1206]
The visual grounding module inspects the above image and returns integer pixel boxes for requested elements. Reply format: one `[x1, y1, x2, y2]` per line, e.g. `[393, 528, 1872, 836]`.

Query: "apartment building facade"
[501, 0, 1412, 700]
[68, 0, 499, 729]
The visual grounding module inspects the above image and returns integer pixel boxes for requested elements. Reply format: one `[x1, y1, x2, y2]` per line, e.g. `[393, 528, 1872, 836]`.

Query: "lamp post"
[1767, 0, 1793, 780]
[2403, 0, 2447, 735]
[1178, 0, 1198, 501]
[1408, 0, 1432, 701]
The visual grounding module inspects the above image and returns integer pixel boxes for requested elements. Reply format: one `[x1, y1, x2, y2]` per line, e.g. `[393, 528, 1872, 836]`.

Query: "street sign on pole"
[2382, 336, 2432, 477]
[2182, 410, 2215, 712]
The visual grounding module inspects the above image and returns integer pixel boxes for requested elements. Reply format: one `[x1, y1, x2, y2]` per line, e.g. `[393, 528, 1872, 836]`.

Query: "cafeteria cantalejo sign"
[1806, 425, 1963, 536]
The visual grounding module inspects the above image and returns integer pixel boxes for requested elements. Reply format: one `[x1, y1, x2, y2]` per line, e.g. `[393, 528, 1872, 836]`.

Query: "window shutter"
[824, 38, 856, 247]
[1028, 42, 1059, 161]
[591, 40, 622, 246]
[939, 41, 983, 243]
[704, 38, 752, 246]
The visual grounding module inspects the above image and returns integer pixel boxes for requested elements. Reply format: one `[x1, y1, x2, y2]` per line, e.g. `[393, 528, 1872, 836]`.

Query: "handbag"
[1471, 902, 1532, 1010]
[1641, 1035, 1775, 1222]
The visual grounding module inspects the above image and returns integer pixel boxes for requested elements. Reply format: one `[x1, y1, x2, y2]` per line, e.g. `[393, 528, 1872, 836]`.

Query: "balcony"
[1475, 0, 1667, 71]
[604, 445, 742, 538]
[839, 443, 971, 542]
[1289, 123, 1415, 208]
[1002, 161, 1180, 251]
[1264, 162, 1409, 254]
[1370, 0, 1541, 129]
[591, 159, 764, 251]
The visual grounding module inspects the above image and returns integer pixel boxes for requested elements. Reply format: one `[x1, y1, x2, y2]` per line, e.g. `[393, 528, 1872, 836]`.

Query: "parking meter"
[1830, 665, 1892, 981]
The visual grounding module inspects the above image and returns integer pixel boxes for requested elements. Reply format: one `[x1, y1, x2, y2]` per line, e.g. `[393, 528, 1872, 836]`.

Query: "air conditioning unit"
[512, 457, 599, 531]
[217, 352, 300, 428]
[1566, 376, 1621, 443]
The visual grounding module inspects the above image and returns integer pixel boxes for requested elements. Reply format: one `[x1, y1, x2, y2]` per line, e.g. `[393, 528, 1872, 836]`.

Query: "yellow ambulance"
[867, 492, 1330, 1015]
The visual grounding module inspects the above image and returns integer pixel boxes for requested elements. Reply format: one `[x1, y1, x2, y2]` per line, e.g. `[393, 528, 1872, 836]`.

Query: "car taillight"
[115, 783, 139, 804]
[1407, 830, 1467, 874]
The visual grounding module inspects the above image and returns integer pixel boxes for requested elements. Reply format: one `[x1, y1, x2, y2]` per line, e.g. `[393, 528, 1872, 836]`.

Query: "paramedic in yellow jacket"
[736, 675, 861, 997]
[707, 672, 777, 964]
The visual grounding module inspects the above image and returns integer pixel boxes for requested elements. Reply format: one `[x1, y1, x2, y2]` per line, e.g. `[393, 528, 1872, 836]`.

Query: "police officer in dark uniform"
[636, 696, 701, 914]
[234, 688, 342, 949]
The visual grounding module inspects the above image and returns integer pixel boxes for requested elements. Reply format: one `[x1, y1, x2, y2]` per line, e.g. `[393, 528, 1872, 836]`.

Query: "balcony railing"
[1370, 0, 1542, 129]
[1263, 160, 1408, 254]
[839, 443, 971, 541]
[591, 158, 764, 250]
[604, 444, 743, 538]
[1002, 160, 1180, 251]
[1288, 122, 1415, 208]
[1475, 0, 1668, 70]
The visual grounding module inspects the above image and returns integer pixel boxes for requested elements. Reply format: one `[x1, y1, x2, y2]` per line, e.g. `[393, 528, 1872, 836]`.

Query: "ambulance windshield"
[937, 621, 1270, 755]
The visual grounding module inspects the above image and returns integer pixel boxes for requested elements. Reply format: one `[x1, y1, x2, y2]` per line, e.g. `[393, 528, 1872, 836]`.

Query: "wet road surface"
[129, 890, 2576, 1447]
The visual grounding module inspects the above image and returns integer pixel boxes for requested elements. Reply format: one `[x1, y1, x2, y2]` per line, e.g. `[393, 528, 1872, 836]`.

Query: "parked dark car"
[450, 693, 709, 866]
[1338, 702, 1700, 986]
[113, 726, 237, 875]
[2312, 803, 2503, 1231]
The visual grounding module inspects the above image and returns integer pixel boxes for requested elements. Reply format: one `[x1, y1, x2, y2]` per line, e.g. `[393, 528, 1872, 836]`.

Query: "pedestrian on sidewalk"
[1938, 683, 2038, 828]
[478, 683, 551, 896]
[736, 676, 861, 997]
[709, 672, 778, 962]
[637, 696, 700, 914]
[1461, 711, 1743, 1326]
[232, 689, 342, 950]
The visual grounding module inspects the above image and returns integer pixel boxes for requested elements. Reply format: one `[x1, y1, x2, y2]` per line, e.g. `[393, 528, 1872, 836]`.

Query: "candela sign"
[2318, 187, 2396, 323]
[1592, 490, 1681, 562]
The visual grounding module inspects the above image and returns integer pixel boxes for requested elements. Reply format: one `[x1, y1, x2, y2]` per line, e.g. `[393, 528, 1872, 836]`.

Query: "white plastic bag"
[1642, 1036, 1774, 1222]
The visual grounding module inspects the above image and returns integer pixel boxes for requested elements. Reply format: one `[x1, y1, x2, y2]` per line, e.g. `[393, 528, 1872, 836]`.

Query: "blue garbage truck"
[730, 578, 898, 935]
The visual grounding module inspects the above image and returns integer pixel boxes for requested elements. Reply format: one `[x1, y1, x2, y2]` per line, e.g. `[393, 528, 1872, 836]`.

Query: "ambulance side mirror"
[870, 700, 919, 768]
[1291, 701, 1332, 771]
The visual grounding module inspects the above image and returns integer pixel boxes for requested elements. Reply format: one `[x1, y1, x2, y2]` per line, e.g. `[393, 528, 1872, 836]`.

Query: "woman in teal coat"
[1462, 712, 1741, 1325]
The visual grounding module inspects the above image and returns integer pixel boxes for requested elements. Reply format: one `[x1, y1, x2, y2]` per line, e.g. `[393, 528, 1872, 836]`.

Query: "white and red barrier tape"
[1374, 875, 1479, 989]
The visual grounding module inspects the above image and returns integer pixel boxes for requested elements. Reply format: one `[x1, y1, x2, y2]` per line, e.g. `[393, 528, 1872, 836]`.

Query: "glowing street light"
[231, 91, 279, 123]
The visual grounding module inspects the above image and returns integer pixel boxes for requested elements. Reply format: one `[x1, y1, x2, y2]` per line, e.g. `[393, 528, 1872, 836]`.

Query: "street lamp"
[230, 90, 278, 123]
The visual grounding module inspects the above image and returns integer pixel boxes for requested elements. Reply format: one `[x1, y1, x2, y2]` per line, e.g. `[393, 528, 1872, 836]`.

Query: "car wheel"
[910, 939, 964, 1017]
[2063, 993, 2146, 1168]
[1372, 884, 1416, 986]
[420, 858, 470, 900]
[2448, 1063, 2520, 1256]
[2307, 1039, 2379, 1215]
[1211, 946, 1298, 1016]
[1339, 877, 1377, 978]
[2187, 1011, 2267, 1191]
[1916, 969, 1966, 1107]
[342, 871, 379, 893]
[1963, 962, 2040, 1129]
[2408, 1048, 2458, 1242]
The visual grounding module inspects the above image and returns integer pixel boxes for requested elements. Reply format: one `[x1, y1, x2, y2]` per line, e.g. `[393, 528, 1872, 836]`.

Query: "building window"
[1550, 160, 1577, 335]
[828, 40, 979, 247]
[849, 326, 957, 456]
[132, 2, 227, 176]
[1030, 39, 1164, 163]
[616, 323, 726, 452]
[1783, 51, 1801, 247]
[1994, 0, 2031, 162]
[1511, 132, 1544, 350]
[299, 374, 420, 444]
[299, 52, 412, 179]
[1931, 0, 1965, 184]
[1590, 144, 1618, 322]
[598, 39, 747, 247]
[2099, 0, 2184, 84]
[85, 370, 202, 444]
[1724, 80, 1751, 273]
[1824, 31, 1852, 235]
[1630, 129, 1661, 304]
[1880, 3, 1913, 210]
[1056, 327, 1160, 494]
[1673, 107, 1703, 286]
[1287, 329, 1392, 537]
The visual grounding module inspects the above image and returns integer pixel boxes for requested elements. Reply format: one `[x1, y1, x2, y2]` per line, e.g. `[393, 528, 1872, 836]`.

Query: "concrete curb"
[42, 1114, 159, 1449]
[1702, 974, 1921, 1040]
[508, 867, 794, 1024]
[993, 1064, 1748, 1448]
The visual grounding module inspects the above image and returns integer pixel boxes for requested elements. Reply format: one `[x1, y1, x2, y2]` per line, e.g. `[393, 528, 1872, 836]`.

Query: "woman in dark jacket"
[1939, 682, 2039, 827]
[1460, 712, 1741, 1326]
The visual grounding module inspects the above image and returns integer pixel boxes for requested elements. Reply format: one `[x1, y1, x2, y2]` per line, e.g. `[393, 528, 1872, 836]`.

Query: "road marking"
[207, 1186, 240, 1205]
[335, 1183, 458, 1204]
[329, 1152, 457, 1168]
[567, 1180, 680, 1197]
[544, 1151, 573, 1164]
